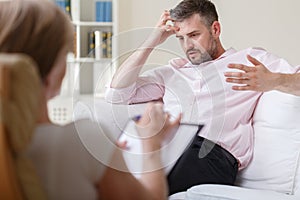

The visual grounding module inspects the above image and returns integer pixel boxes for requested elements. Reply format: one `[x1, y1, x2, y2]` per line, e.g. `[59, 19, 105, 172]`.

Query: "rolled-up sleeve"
[105, 83, 137, 104]
[105, 70, 165, 104]
[295, 65, 300, 72]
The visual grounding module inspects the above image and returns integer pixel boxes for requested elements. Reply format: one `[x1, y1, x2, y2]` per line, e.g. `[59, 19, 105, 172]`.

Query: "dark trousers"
[167, 135, 239, 195]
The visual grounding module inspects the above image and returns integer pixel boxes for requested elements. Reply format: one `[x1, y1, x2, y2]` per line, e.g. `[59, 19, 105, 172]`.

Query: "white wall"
[116, 0, 183, 68]
[214, 0, 300, 66]
[117, 0, 300, 66]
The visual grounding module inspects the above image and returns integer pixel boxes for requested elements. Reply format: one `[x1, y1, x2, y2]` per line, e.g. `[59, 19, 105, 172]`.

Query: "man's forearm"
[110, 8, 176, 89]
[110, 38, 157, 89]
[274, 72, 300, 96]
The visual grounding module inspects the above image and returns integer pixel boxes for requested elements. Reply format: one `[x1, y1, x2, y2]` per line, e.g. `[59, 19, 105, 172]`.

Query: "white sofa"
[73, 90, 300, 200]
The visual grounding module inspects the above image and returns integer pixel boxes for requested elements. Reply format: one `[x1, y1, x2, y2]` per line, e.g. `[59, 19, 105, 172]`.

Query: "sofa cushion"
[236, 91, 300, 194]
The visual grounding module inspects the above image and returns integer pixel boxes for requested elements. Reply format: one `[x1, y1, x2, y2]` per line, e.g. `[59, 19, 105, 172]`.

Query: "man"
[106, 0, 298, 195]
[224, 55, 300, 96]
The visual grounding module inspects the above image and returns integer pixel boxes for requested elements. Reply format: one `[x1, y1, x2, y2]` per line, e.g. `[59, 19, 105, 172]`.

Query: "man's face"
[175, 14, 218, 65]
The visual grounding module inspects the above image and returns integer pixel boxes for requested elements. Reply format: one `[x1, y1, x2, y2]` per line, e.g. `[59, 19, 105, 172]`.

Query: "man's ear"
[211, 21, 221, 38]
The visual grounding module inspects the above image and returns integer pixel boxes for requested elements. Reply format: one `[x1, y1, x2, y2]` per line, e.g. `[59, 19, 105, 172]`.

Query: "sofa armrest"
[184, 184, 297, 200]
[169, 191, 186, 200]
[74, 98, 147, 141]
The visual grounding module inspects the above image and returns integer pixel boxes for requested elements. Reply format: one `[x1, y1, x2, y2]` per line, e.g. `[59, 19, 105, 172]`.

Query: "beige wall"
[214, 0, 300, 66]
[117, 0, 300, 66]
[116, 0, 182, 67]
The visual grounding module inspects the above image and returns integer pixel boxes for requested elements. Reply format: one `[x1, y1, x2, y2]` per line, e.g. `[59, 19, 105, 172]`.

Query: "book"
[65, 0, 71, 17]
[100, 32, 108, 58]
[70, 0, 79, 21]
[87, 31, 95, 58]
[89, 30, 113, 59]
[95, 0, 112, 22]
[106, 31, 112, 58]
[94, 31, 102, 59]
[95, 0, 105, 22]
[55, 0, 71, 18]
[104, 1, 112, 22]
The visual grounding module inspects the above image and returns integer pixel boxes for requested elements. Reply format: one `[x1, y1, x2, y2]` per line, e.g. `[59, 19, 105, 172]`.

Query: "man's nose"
[184, 37, 194, 50]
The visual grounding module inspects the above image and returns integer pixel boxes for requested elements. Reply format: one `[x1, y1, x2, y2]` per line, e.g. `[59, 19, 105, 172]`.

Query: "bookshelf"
[53, 0, 118, 97]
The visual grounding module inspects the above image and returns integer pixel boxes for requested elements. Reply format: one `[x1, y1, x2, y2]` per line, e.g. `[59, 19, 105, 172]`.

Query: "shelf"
[67, 57, 112, 63]
[54, 0, 118, 96]
[72, 21, 113, 27]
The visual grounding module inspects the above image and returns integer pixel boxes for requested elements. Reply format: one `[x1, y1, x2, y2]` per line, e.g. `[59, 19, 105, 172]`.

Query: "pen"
[131, 115, 142, 122]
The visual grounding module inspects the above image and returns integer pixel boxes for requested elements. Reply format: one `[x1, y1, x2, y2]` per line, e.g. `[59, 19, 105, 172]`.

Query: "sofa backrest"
[236, 91, 300, 195]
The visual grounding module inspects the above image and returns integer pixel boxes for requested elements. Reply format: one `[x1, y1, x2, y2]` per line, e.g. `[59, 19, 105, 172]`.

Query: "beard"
[186, 38, 218, 65]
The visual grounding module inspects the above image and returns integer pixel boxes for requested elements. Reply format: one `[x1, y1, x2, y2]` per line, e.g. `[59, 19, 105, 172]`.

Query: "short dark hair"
[170, 0, 218, 28]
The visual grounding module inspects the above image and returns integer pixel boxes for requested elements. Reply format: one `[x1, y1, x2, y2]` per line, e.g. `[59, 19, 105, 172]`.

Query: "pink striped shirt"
[106, 47, 298, 169]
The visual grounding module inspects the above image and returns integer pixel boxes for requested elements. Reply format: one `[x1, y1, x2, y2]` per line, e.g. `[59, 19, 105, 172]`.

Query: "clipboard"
[118, 118, 204, 175]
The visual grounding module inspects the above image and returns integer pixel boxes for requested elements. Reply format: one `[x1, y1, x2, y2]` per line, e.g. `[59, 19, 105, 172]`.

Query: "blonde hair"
[0, 0, 73, 79]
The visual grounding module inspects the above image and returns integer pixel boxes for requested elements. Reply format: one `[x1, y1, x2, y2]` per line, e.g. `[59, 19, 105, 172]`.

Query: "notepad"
[118, 119, 204, 175]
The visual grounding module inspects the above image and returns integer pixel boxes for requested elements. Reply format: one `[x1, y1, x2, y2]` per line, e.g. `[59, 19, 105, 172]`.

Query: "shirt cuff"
[105, 83, 136, 104]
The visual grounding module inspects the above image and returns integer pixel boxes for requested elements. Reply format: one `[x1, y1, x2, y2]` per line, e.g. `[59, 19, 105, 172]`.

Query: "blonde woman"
[0, 0, 180, 199]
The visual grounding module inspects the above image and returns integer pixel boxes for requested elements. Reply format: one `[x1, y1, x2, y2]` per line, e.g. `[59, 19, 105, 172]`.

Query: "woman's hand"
[135, 102, 181, 152]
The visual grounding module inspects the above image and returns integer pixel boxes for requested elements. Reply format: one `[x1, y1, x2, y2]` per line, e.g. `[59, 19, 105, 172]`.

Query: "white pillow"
[236, 91, 300, 194]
